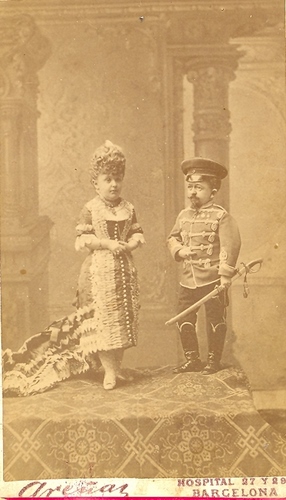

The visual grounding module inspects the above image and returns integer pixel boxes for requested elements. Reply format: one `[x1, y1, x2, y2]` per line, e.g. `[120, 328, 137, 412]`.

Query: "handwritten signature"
[18, 480, 129, 497]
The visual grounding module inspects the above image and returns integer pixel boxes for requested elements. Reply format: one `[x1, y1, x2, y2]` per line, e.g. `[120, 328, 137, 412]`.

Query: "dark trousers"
[177, 282, 227, 331]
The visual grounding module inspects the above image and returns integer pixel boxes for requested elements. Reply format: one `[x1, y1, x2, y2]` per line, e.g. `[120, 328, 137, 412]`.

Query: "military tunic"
[168, 202, 241, 289]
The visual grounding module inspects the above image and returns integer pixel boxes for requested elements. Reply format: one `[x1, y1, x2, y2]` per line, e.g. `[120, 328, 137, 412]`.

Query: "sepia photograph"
[1, 0, 286, 496]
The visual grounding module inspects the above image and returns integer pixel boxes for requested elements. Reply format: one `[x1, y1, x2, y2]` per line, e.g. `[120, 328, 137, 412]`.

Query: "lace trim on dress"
[75, 223, 94, 236]
[87, 196, 134, 241]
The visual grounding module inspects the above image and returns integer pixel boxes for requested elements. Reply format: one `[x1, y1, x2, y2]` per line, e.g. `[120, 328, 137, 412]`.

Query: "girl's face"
[94, 172, 124, 202]
[187, 180, 216, 209]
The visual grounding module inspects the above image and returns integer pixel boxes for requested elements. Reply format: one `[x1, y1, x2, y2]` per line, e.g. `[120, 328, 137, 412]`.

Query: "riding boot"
[173, 322, 202, 373]
[201, 322, 227, 375]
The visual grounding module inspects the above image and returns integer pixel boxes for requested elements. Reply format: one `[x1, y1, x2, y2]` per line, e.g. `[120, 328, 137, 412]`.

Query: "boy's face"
[94, 172, 124, 202]
[187, 179, 215, 209]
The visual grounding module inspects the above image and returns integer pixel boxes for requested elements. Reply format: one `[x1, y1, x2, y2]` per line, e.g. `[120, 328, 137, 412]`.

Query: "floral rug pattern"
[3, 366, 286, 480]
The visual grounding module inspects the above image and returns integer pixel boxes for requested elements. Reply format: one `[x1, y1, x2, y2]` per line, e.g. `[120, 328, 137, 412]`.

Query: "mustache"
[189, 196, 200, 206]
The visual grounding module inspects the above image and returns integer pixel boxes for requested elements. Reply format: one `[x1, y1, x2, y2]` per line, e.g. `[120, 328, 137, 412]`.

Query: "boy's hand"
[178, 247, 196, 260]
[220, 275, 232, 289]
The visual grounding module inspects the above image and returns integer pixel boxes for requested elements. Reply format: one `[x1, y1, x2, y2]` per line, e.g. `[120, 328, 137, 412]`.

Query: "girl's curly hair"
[90, 140, 126, 183]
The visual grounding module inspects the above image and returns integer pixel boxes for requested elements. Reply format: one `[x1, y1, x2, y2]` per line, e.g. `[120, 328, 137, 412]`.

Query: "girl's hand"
[75, 234, 99, 251]
[82, 235, 98, 250]
[178, 247, 196, 259]
[108, 240, 126, 255]
[119, 240, 138, 253]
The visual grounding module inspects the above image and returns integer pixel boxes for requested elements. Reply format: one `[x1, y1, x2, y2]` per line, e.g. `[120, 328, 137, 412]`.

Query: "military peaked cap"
[181, 157, 228, 181]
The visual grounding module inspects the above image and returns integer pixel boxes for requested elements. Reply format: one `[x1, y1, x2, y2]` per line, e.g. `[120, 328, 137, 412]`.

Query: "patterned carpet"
[3, 366, 286, 480]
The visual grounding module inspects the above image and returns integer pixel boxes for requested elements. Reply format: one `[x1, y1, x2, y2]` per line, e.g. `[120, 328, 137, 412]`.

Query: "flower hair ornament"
[90, 140, 126, 184]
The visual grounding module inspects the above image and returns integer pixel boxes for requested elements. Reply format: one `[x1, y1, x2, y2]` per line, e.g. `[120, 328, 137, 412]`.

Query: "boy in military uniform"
[167, 158, 241, 375]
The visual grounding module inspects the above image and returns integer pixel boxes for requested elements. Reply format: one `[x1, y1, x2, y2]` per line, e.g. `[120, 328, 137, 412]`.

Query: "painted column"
[184, 45, 241, 363]
[0, 14, 53, 350]
[185, 45, 241, 208]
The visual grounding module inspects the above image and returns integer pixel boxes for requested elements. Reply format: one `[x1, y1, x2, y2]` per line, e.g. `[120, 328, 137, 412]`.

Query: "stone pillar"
[185, 45, 241, 208]
[1, 102, 22, 225]
[0, 14, 53, 350]
[183, 45, 241, 364]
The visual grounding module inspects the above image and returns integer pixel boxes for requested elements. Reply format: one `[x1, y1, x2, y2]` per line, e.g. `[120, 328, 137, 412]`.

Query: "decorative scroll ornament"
[184, 46, 241, 143]
[188, 65, 234, 108]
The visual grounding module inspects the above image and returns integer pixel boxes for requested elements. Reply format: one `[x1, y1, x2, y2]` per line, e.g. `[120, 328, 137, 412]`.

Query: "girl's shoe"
[98, 350, 117, 390]
[103, 372, 116, 390]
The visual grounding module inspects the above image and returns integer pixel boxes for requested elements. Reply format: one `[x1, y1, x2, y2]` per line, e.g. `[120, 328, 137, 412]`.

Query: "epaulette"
[213, 204, 227, 213]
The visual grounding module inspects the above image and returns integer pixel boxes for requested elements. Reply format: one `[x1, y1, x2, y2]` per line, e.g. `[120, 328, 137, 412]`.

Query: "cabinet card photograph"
[1, 0, 286, 498]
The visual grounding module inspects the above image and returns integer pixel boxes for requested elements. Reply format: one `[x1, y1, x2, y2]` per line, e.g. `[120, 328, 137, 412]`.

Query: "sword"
[165, 258, 263, 326]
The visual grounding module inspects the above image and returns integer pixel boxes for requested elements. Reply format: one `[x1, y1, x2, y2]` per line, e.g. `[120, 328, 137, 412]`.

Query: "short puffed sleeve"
[75, 206, 94, 236]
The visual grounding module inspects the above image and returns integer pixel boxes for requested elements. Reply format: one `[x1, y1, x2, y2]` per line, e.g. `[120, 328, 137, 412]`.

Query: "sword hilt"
[165, 258, 263, 327]
[233, 259, 263, 284]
